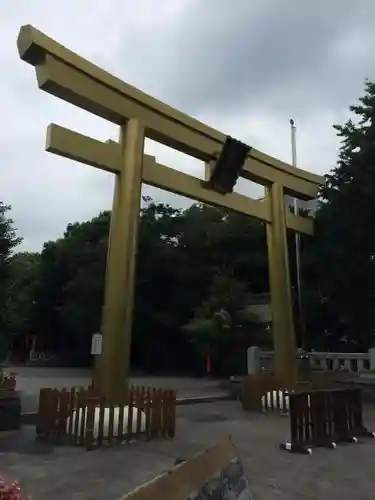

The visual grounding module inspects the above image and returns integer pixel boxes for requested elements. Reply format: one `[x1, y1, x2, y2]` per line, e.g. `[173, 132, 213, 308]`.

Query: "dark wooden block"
[0, 390, 21, 431]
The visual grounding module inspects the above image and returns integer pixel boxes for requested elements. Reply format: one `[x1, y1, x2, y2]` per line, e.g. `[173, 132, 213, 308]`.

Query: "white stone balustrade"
[249, 347, 375, 375]
[308, 352, 370, 373]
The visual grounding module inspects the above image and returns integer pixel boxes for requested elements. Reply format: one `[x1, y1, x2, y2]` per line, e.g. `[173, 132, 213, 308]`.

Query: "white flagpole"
[289, 119, 306, 350]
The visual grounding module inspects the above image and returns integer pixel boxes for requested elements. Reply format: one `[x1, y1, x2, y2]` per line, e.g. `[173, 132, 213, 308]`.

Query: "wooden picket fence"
[241, 372, 291, 412]
[36, 385, 176, 450]
[280, 387, 374, 454]
[240, 374, 374, 454]
[261, 388, 289, 413]
[241, 372, 336, 413]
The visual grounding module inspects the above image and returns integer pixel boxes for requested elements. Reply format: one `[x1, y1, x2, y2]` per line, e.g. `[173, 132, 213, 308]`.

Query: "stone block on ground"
[0, 390, 21, 431]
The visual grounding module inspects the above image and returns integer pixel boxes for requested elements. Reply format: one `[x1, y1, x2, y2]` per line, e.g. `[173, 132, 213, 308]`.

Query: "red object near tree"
[206, 355, 211, 376]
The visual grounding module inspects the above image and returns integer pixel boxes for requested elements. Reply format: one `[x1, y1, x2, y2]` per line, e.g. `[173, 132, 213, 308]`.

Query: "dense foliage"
[304, 80, 375, 351]
[2, 199, 273, 375]
[0, 203, 23, 360]
[2, 80, 375, 372]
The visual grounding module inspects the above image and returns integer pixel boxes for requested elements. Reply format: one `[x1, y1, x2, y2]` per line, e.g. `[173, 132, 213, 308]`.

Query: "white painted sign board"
[91, 333, 102, 355]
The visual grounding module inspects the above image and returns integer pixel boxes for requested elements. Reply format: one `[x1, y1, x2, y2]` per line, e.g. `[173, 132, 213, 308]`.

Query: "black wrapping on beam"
[208, 136, 251, 194]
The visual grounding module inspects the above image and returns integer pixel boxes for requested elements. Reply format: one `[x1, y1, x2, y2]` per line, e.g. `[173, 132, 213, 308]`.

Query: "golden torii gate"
[17, 25, 324, 401]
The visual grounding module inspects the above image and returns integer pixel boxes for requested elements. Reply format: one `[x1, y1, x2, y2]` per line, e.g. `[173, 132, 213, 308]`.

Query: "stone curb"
[21, 412, 38, 425]
[175, 394, 232, 405]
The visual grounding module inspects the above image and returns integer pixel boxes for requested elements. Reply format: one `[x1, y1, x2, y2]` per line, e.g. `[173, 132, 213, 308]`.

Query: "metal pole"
[289, 119, 306, 351]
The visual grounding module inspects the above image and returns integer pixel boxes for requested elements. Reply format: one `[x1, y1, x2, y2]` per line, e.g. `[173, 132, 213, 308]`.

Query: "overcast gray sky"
[2, 0, 375, 252]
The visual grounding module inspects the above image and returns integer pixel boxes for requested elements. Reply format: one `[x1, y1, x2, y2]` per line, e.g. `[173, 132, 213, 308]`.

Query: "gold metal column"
[96, 119, 145, 401]
[266, 183, 297, 386]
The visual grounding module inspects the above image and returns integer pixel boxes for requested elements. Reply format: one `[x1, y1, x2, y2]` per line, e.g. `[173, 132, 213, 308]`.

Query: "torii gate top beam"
[17, 24, 324, 202]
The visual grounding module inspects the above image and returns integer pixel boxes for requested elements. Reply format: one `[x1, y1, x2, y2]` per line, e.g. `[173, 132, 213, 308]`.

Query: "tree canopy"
[304, 79, 375, 350]
[0, 202, 23, 359]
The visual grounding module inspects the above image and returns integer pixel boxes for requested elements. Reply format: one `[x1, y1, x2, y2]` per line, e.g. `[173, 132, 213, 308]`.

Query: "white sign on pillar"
[91, 333, 103, 356]
[247, 346, 260, 375]
[369, 348, 375, 371]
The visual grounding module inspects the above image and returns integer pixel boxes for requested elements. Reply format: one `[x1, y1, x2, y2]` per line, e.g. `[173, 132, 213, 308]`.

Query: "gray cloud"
[114, 0, 375, 118]
[1, 0, 374, 252]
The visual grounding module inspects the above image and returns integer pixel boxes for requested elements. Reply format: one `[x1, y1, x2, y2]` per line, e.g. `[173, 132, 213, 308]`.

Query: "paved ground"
[5, 367, 226, 412]
[1, 401, 375, 499]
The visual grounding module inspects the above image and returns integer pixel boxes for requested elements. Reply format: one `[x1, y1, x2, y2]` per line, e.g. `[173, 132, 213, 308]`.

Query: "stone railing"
[27, 350, 59, 366]
[309, 352, 370, 373]
[248, 347, 375, 375]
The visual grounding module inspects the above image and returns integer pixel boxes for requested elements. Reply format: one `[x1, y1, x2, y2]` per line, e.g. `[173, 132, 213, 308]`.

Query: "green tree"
[11, 196, 271, 372]
[0, 202, 23, 359]
[184, 274, 266, 375]
[0, 202, 22, 262]
[306, 79, 375, 350]
[30, 212, 110, 361]
[2, 252, 40, 336]
[133, 198, 199, 373]
[57, 213, 109, 359]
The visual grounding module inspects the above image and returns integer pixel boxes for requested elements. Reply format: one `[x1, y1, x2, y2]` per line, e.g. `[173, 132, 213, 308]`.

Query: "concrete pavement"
[5, 366, 227, 412]
[1, 401, 375, 499]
